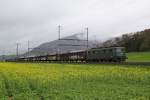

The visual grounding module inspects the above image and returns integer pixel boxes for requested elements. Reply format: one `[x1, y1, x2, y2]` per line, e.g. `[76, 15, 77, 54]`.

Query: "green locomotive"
[87, 47, 126, 62]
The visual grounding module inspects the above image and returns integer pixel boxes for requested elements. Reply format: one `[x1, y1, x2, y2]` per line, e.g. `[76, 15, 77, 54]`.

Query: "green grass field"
[127, 52, 150, 62]
[0, 62, 150, 100]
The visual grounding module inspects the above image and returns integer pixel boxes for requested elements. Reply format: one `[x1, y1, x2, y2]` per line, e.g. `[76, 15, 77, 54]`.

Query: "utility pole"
[85, 27, 89, 60]
[58, 25, 61, 40]
[86, 28, 89, 50]
[16, 43, 20, 58]
[28, 41, 30, 57]
[57, 25, 61, 60]
[93, 35, 98, 47]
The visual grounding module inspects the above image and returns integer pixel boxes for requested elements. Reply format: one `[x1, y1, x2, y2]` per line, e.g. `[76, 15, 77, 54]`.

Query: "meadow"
[127, 52, 150, 62]
[0, 62, 150, 100]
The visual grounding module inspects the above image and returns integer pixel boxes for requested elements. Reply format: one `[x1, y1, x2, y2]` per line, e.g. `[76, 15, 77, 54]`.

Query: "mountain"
[25, 34, 97, 57]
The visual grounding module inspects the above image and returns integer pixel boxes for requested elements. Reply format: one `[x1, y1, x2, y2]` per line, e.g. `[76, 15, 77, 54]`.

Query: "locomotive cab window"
[116, 48, 122, 52]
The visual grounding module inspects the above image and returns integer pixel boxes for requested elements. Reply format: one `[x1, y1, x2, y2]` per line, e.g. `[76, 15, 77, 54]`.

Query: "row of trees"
[102, 29, 150, 52]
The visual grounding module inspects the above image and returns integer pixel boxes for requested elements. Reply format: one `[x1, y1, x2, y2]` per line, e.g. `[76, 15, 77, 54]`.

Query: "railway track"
[57, 61, 150, 66]
[10, 60, 150, 66]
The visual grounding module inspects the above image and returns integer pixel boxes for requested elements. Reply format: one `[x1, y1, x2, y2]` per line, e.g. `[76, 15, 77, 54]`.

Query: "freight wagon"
[14, 47, 127, 62]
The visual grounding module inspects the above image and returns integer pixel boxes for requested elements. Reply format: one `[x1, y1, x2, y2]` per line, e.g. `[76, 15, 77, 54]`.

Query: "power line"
[58, 44, 88, 46]
[59, 38, 87, 41]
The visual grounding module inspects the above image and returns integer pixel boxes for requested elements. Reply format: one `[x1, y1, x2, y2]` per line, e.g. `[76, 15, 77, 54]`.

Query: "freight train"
[14, 47, 127, 62]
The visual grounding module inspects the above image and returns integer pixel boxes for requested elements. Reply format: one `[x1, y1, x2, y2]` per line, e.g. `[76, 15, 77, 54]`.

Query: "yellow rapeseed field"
[0, 62, 150, 100]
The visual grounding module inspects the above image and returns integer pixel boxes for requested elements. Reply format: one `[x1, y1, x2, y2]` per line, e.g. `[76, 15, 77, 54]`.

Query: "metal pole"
[57, 25, 61, 60]
[28, 41, 30, 57]
[16, 43, 19, 58]
[58, 25, 61, 40]
[93, 35, 97, 47]
[86, 28, 89, 50]
[86, 27, 89, 60]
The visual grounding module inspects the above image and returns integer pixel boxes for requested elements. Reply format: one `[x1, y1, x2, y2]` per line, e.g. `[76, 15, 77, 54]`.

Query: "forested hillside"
[102, 29, 150, 52]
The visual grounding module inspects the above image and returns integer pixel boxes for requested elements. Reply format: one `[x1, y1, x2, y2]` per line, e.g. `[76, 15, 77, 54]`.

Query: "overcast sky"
[0, 0, 150, 55]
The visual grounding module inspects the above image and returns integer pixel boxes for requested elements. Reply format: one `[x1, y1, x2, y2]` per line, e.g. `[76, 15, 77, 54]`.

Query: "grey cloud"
[0, 0, 150, 55]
